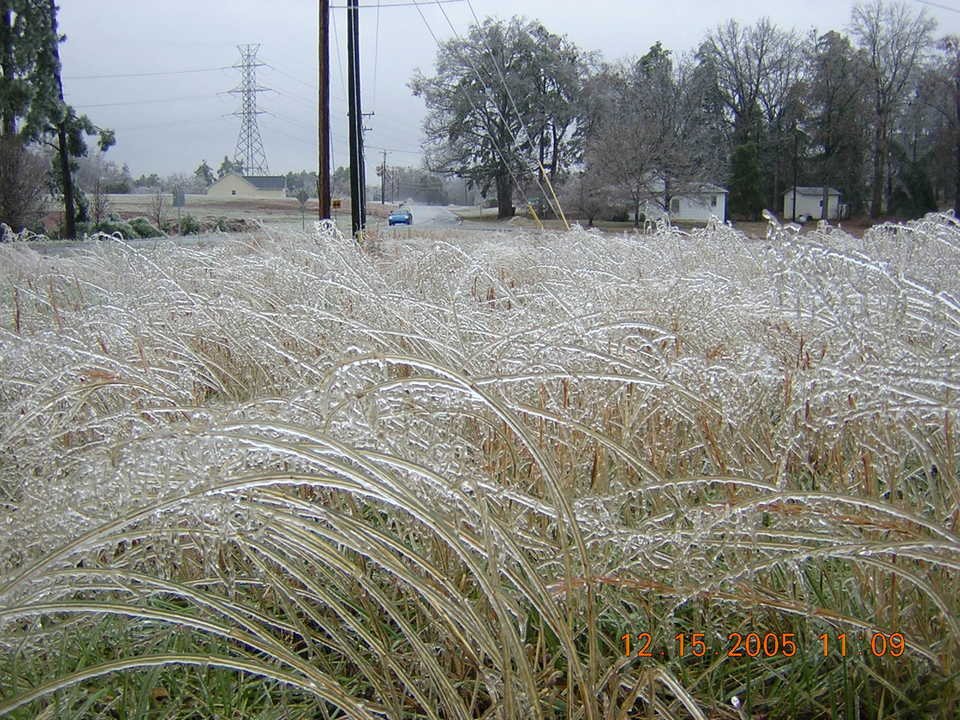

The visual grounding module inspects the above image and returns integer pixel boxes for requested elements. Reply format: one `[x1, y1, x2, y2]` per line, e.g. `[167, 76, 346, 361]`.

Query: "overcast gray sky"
[58, 0, 959, 181]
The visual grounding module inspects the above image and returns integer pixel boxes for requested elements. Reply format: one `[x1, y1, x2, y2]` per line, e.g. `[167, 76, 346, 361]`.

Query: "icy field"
[0, 217, 958, 717]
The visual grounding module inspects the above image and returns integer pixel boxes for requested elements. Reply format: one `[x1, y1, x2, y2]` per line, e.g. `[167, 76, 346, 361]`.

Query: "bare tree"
[919, 36, 960, 216]
[0, 137, 48, 233]
[560, 169, 614, 226]
[89, 154, 111, 223]
[699, 18, 801, 143]
[698, 18, 806, 210]
[149, 189, 164, 230]
[806, 30, 872, 216]
[851, 0, 936, 217]
[587, 45, 721, 225]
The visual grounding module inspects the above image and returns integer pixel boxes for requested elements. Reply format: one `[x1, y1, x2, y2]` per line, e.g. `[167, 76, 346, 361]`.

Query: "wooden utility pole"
[347, 1, 365, 236]
[380, 149, 387, 202]
[317, 0, 331, 219]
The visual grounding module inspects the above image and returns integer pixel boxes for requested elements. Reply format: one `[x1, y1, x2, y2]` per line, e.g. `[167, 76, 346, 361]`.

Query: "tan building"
[208, 173, 287, 199]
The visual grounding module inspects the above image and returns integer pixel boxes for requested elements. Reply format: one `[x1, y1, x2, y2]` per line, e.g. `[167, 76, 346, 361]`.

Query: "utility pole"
[318, 0, 331, 219]
[792, 121, 799, 221]
[380, 149, 388, 203]
[347, 1, 365, 236]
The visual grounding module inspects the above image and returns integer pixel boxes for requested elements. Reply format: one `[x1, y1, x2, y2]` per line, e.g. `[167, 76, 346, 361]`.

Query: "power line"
[111, 117, 225, 132]
[330, 0, 462, 6]
[330, 9, 348, 113]
[367, 143, 423, 154]
[64, 66, 230, 80]
[371, 0, 382, 113]
[262, 61, 318, 90]
[914, 0, 960, 13]
[71, 93, 223, 108]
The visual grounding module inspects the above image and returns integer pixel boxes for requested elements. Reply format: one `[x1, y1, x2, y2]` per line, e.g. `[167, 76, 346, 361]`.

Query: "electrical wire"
[367, 143, 423, 154]
[71, 93, 225, 109]
[110, 117, 226, 133]
[914, 0, 960, 12]
[262, 61, 318, 90]
[371, 0, 382, 113]
[330, 8, 349, 109]
[330, 0, 462, 7]
[65, 66, 230, 80]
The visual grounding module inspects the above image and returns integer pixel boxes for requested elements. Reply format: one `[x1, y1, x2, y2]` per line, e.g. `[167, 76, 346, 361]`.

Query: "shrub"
[90, 218, 136, 238]
[128, 216, 164, 238]
[0, 137, 48, 233]
[178, 213, 201, 235]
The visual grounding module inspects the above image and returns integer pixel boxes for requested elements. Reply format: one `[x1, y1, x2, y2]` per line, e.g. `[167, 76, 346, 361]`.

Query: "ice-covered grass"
[0, 216, 958, 718]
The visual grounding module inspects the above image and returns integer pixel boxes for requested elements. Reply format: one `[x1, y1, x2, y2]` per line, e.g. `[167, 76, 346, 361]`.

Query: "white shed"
[636, 182, 728, 223]
[783, 186, 841, 220]
[208, 173, 287, 199]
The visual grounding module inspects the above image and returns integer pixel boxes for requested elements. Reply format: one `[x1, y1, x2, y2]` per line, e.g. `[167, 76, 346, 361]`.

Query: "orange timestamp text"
[622, 632, 906, 658]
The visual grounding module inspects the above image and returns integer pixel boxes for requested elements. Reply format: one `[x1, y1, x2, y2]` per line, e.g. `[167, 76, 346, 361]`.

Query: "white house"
[783, 186, 841, 220]
[633, 182, 728, 223]
[208, 173, 287, 199]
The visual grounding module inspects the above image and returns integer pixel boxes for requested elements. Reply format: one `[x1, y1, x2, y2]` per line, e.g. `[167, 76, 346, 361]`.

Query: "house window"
[670, 198, 680, 214]
[710, 195, 717, 207]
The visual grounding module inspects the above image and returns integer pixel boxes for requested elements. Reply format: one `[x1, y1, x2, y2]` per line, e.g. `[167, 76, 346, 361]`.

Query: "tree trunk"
[496, 168, 513, 219]
[57, 122, 75, 238]
[870, 115, 886, 218]
[954, 128, 960, 218]
[664, 177, 672, 224]
[0, 1, 14, 136]
[955, 73, 960, 218]
[550, 124, 560, 182]
[47, 0, 75, 237]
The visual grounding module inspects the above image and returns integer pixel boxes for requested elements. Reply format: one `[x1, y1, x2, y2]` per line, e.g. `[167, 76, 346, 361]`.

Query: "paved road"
[378, 204, 462, 231]
[380, 204, 514, 233]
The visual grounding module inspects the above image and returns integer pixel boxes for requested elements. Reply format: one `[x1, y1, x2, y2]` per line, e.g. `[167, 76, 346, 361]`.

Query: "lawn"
[0, 213, 957, 718]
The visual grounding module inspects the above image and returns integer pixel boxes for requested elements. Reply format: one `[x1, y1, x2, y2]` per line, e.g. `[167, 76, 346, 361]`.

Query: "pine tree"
[728, 143, 763, 220]
[0, 0, 113, 237]
[195, 160, 215, 187]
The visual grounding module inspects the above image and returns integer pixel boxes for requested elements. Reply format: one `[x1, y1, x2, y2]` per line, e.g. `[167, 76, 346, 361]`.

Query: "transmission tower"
[229, 44, 269, 176]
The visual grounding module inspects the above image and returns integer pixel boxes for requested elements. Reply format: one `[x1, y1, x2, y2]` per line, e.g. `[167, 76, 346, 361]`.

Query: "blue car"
[388, 209, 413, 226]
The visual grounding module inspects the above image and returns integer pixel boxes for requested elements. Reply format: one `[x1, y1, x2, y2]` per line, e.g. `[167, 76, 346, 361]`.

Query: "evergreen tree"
[728, 143, 763, 219]
[217, 156, 240, 179]
[0, 0, 113, 237]
[195, 160, 215, 187]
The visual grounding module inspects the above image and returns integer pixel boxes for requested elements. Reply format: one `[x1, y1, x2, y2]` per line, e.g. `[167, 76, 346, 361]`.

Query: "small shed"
[208, 173, 287, 199]
[783, 186, 841, 220]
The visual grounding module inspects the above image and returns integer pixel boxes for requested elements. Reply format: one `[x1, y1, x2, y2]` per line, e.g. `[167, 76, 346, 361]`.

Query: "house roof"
[784, 186, 841, 197]
[243, 175, 286, 191]
[680, 182, 728, 195]
[642, 178, 728, 195]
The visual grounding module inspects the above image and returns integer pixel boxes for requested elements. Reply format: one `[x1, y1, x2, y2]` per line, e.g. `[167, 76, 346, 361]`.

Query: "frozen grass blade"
[1, 217, 958, 718]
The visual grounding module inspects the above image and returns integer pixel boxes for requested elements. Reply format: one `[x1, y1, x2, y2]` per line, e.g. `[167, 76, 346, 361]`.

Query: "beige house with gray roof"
[208, 173, 287, 199]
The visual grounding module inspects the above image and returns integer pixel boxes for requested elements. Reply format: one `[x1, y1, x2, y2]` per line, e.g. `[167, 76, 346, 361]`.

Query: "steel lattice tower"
[229, 44, 269, 176]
